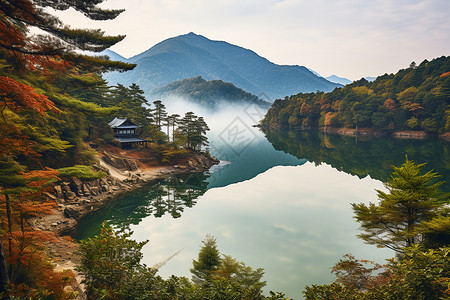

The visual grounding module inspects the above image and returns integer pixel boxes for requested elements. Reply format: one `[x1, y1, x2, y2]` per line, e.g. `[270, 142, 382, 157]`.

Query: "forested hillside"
[150, 76, 271, 108]
[261, 57, 450, 134]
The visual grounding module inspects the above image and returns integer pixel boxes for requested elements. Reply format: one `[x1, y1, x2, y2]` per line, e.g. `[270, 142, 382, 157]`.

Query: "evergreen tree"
[179, 112, 196, 149]
[0, 0, 135, 72]
[352, 157, 448, 252]
[191, 116, 210, 151]
[178, 112, 209, 150]
[152, 100, 168, 129]
[190, 234, 221, 284]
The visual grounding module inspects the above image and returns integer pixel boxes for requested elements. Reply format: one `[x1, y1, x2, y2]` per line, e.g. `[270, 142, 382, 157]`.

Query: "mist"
[159, 95, 266, 149]
[161, 95, 267, 134]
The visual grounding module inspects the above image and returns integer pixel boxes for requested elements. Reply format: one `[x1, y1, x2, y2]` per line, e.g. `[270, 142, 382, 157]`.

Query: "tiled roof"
[108, 117, 141, 129]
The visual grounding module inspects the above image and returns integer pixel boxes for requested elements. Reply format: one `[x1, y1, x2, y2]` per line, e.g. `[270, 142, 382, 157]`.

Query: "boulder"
[53, 185, 63, 199]
[64, 206, 82, 219]
[70, 177, 83, 196]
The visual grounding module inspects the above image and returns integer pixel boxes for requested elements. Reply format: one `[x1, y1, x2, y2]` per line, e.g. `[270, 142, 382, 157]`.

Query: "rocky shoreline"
[32, 150, 219, 293]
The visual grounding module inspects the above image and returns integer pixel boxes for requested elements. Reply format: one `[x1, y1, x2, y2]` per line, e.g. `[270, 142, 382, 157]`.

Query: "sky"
[55, 0, 449, 81]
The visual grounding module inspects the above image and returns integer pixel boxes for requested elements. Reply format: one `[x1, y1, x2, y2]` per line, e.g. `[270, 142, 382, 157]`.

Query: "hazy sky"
[56, 0, 449, 80]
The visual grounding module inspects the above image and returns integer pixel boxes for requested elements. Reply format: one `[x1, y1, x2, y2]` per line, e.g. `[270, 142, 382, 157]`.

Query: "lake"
[71, 108, 449, 299]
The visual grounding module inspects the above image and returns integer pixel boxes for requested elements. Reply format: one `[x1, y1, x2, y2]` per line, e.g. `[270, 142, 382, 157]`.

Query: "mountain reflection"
[71, 172, 209, 240]
[262, 128, 450, 191]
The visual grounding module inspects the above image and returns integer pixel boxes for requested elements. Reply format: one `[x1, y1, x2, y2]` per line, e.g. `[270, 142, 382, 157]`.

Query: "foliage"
[191, 234, 221, 284]
[262, 57, 450, 133]
[161, 148, 190, 164]
[78, 225, 273, 299]
[178, 112, 210, 150]
[77, 221, 165, 299]
[57, 165, 107, 179]
[304, 246, 450, 300]
[352, 157, 449, 252]
[305, 157, 449, 299]
[0, 0, 132, 295]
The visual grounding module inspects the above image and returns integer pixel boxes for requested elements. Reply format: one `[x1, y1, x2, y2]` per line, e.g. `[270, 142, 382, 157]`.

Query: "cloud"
[53, 0, 449, 80]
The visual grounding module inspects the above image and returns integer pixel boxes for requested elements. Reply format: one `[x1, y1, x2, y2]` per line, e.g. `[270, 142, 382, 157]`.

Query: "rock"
[100, 184, 109, 193]
[64, 206, 82, 219]
[70, 177, 83, 196]
[90, 186, 99, 196]
[44, 192, 57, 201]
[66, 191, 77, 200]
[82, 184, 90, 195]
[53, 185, 63, 199]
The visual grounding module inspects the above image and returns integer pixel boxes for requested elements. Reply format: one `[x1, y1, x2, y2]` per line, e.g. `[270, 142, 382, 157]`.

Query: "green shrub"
[57, 165, 107, 179]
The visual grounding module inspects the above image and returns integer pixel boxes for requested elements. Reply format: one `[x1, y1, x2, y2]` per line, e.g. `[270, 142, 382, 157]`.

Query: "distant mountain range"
[103, 32, 341, 101]
[150, 76, 271, 109]
[325, 75, 352, 85]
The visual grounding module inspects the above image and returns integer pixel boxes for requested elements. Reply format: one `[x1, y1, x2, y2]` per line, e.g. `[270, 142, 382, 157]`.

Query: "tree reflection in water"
[71, 172, 209, 240]
[262, 127, 450, 191]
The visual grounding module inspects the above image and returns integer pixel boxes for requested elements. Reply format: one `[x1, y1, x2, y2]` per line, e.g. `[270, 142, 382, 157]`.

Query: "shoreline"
[32, 149, 219, 294]
[258, 124, 450, 140]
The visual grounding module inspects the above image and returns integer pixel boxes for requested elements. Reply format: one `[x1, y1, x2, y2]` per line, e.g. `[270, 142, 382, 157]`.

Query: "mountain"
[365, 76, 376, 82]
[325, 75, 352, 85]
[101, 49, 128, 62]
[104, 33, 341, 101]
[307, 68, 322, 77]
[150, 76, 271, 108]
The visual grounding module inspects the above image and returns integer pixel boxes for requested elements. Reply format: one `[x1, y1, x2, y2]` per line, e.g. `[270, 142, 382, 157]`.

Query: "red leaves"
[0, 76, 58, 114]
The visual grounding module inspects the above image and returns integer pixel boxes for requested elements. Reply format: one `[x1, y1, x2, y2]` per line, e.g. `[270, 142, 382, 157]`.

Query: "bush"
[57, 165, 107, 179]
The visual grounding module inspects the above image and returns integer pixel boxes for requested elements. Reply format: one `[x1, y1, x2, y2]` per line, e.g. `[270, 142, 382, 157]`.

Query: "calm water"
[72, 120, 449, 299]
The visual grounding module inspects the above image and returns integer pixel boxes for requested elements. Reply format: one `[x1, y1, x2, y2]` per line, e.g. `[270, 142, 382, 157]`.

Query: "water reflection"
[71, 172, 209, 240]
[262, 128, 450, 191]
[207, 131, 306, 188]
[71, 127, 449, 299]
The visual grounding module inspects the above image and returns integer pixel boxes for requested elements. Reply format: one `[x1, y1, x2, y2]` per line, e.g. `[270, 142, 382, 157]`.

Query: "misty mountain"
[103, 32, 341, 101]
[365, 76, 376, 82]
[150, 76, 271, 109]
[101, 49, 128, 62]
[325, 75, 352, 85]
[307, 68, 322, 77]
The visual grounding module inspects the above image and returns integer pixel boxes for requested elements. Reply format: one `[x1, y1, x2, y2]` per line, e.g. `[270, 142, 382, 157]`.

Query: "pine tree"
[152, 100, 168, 130]
[0, 0, 135, 72]
[190, 234, 221, 284]
[352, 157, 448, 252]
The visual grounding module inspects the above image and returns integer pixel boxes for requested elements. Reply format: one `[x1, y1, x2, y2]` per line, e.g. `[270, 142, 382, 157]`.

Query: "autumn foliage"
[0, 0, 133, 296]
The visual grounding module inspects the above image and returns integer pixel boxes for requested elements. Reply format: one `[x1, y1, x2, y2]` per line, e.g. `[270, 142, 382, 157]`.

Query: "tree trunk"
[5, 193, 12, 280]
[0, 240, 9, 293]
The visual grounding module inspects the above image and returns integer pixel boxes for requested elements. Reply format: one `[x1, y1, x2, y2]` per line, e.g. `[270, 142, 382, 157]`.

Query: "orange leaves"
[0, 76, 58, 114]
[300, 102, 312, 116]
[401, 101, 424, 117]
[22, 168, 59, 188]
[17, 201, 57, 217]
[0, 14, 24, 48]
[440, 71, 450, 77]
[384, 99, 396, 110]
[6, 230, 57, 265]
[324, 112, 336, 126]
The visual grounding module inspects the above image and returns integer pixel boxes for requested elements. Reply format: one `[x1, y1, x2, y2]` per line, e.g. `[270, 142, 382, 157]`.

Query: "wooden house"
[109, 117, 148, 149]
